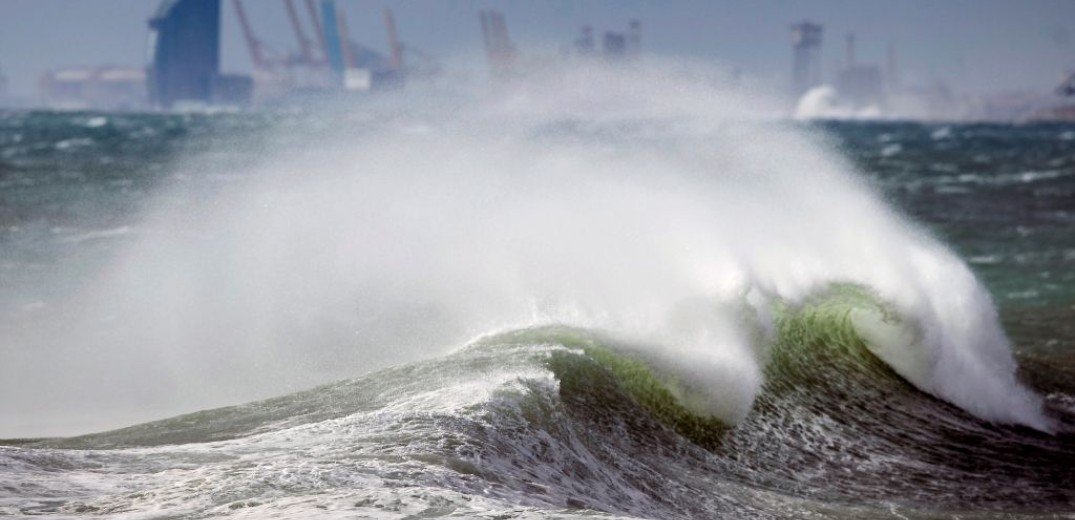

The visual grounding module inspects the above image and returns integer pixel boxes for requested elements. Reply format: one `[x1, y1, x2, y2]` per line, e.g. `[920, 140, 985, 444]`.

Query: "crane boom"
[284, 0, 314, 64]
[336, 6, 355, 69]
[233, 0, 267, 69]
[305, 0, 328, 62]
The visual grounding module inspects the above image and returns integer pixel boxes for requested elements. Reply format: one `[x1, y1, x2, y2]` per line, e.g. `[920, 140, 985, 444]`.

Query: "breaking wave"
[3, 61, 1070, 518]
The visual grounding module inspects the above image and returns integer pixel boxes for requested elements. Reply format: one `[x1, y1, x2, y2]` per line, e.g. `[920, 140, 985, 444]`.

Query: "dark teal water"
[821, 122, 1075, 372]
[827, 122, 1075, 310]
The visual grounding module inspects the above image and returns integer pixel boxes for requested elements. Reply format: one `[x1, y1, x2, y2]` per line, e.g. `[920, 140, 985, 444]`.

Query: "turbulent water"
[1, 67, 1074, 519]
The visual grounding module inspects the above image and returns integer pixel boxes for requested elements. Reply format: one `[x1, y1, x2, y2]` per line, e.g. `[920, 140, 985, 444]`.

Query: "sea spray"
[2, 61, 1047, 435]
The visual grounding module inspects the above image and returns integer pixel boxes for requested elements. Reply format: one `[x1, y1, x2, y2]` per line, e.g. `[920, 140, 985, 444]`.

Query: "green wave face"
[477, 326, 733, 449]
[770, 284, 906, 371]
[470, 287, 917, 454]
[478, 284, 1003, 456]
[476, 287, 907, 454]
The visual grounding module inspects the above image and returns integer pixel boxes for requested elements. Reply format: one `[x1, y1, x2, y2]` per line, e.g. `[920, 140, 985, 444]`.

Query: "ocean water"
[1, 68, 1074, 519]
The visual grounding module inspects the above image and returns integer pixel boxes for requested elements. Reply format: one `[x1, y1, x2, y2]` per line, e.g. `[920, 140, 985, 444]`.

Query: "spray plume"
[1, 61, 1049, 437]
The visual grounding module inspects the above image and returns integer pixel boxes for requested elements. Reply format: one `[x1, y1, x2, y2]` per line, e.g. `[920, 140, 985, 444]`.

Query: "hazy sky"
[0, 0, 1073, 100]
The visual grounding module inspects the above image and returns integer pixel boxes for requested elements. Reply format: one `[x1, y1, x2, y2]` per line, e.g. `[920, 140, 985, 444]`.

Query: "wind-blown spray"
[4, 62, 1048, 436]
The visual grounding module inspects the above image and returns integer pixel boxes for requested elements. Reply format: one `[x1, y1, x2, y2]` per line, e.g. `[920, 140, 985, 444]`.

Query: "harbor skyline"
[0, 0, 1073, 105]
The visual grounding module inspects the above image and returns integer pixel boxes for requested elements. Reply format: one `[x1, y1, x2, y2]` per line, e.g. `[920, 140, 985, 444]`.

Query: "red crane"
[233, 0, 270, 70]
[336, 5, 356, 69]
[284, 0, 318, 65]
[304, 0, 328, 62]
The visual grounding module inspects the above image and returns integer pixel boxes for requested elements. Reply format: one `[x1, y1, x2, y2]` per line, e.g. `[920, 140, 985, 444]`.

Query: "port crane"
[232, 0, 335, 96]
[283, 0, 323, 66]
[233, 0, 284, 71]
[231, 1, 440, 97]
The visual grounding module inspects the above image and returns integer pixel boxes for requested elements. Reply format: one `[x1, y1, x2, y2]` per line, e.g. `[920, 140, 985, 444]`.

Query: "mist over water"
[1, 62, 1048, 438]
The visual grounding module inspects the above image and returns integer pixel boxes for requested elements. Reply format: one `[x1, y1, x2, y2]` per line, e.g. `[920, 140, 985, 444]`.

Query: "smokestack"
[790, 21, 823, 100]
[846, 32, 855, 69]
[478, 10, 515, 80]
[627, 19, 642, 58]
[576, 25, 594, 54]
[384, 8, 403, 72]
[886, 42, 898, 90]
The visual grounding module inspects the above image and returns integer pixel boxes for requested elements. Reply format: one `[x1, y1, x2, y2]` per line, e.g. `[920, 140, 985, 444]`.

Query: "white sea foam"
[59, 226, 134, 244]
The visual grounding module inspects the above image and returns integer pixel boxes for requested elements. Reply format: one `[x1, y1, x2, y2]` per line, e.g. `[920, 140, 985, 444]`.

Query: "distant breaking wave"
[794, 85, 884, 120]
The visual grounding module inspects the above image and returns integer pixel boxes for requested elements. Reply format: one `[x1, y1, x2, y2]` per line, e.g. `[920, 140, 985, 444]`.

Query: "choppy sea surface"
[1, 85, 1074, 519]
